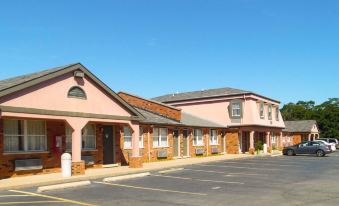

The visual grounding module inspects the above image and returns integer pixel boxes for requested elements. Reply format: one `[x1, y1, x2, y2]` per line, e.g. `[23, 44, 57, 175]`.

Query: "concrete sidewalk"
[0, 154, 261, 191]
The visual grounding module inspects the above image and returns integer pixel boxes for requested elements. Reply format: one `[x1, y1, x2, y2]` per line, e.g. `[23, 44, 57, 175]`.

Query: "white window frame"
[275, 107, 279, 121]
[260, 102, 265, 118]
[123, 127, 133, 149]
[82, 124, 96, 150]
[193, 129, 204, 146]
[153, 128, 168, 148]
[210, 129, 218, 145]
[3, 119, 47, 153]
[268, 105, 272, 120]
[231, 102, 241, 117]
[139, 128, 144, 148]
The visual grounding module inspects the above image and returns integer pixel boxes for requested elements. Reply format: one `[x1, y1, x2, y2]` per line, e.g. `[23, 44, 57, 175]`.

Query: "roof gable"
[283, 120, 318, 133]
[0, 63, 143, 119]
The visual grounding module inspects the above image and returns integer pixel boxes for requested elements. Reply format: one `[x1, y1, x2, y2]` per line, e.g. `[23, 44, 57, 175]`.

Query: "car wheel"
[316, 150, 325, 157]
[287, 150, 294, 156]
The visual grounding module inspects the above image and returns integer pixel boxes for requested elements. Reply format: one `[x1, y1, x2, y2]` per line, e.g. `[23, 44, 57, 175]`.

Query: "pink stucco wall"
[171, 94, 285, 128]
[0, 72, 132, 117]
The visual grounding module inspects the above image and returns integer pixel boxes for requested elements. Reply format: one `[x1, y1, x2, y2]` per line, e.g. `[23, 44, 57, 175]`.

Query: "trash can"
[61, 153, 72, 177]
[263, 144, 268, 154]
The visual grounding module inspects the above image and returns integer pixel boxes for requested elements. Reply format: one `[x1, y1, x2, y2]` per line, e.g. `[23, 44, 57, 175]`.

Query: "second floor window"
[260, 102, 265, 118]
[231, 102, 241, 117]
[275, 107, 279, 121]
[268, 105, 272, 120]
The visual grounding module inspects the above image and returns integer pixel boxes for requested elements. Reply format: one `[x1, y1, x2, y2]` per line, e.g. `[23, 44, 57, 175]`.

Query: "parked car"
[283, 141, 332, 157]
[314, 140, 336, 152]
[318, 138, 339, 149]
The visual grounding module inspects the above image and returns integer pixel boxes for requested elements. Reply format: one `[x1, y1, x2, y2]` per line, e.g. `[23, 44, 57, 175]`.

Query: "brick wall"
[119, 92, 181, 121]
[0, 120, 66, 179]
[226, 130, 240, 154]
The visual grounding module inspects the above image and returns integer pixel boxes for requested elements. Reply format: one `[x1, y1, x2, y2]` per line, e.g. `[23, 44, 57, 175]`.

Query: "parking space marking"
[0, 195, 31, 198]
[220, 161, 302, 167]
[226, 172, 268, 176]
[198, 164, 283, 171]
[94, 181, 207, 196]
[151, 174, 244, 184]
[9, 190, 96, 206]
[184, 168, 226, 174]
[0, 200, 64, 205]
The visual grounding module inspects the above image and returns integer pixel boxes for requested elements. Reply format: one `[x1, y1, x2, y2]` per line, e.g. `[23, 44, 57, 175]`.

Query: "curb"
[37, 181, 91, 193]
[103, 172, 150, 182]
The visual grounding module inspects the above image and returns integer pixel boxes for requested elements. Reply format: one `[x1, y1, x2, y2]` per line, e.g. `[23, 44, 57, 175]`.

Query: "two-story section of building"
[153, 87, 285, 154]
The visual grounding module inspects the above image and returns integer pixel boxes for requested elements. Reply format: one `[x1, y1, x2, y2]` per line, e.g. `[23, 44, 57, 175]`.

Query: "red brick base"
[129, 156, 143, 168]
[249, 148, 255, 155]
[72, 161, 85, 176]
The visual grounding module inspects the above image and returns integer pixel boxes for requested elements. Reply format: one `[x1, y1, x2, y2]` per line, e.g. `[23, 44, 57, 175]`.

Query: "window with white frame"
[210, 129, 218, 145]
[82, 124, 96, 150]
[268, 105, 272, 120]
[153, 128, 168, 147]
[231, 102, 241, 117]
[193, 129, 204, 146]
[123, 127, 132, 149]
[260, 102, 265, 118]
[139, 128, 144, 148]
[275, 107, 279, 121]
[4, 119, 47, 152]
[65, 125, 72, 151]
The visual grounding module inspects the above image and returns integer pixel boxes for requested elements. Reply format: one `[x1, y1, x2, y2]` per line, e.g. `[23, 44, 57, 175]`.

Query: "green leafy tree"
[281, 98, 339, 139]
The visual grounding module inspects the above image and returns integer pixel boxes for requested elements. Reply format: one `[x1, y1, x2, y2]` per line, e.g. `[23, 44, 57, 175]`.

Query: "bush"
[255, 140, 263, 152]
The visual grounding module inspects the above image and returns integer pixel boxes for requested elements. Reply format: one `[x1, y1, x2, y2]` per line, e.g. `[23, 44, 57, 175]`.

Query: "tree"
[281, 98, 339, 139]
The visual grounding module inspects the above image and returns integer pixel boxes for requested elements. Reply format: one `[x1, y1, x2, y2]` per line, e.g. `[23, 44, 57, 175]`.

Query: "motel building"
[0, 63, 318, 179]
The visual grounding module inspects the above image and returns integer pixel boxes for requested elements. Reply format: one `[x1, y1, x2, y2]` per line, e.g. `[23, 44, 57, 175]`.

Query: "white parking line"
[198, 164, 283, 171]
[225, 172, 267, 176]
[151, 174, 244, 184]
[220, 161, 302, 167]
[94, 181, 207, 196]
[184, 168, 226, 174]
[0, 201, 64, 205]
[0, 195, 31, 198]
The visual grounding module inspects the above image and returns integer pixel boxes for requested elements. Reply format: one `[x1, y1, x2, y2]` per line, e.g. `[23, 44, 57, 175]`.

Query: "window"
[139, 128, 144, 148]
[210, 129, 218, 145]
[260, 102, 265, 118]
[268, 105, 272, 120]
[82, 124, 96, 150]
[4, 119, 47, 152]
[275, 107, 279, 121]
[123, 127, 132, 149]
[68, 86, 87, 99]
[65, 125, 72, 151]
[153, 128, 168, 147]
[231, 102, 241, 117]
[193, 129, 204, 146]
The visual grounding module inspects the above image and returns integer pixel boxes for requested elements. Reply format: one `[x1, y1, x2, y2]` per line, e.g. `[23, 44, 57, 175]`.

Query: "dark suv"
[283, 141, 332, 157]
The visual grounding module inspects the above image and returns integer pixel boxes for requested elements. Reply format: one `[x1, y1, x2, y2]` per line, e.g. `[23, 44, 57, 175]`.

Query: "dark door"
[173, 130, 179, 157]
[183, 130, 189, 157]
[103, 126, 114, 165]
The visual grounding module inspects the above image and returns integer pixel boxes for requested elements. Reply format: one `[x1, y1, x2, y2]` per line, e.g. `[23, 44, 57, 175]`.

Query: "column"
[266, 131, 271, 153]
[279, 132, 283, 150]
[129, 123, 143, 168]
[66, 118, 88, 176]
[249, 131, 255, 155]
[308, 133, 311, 141]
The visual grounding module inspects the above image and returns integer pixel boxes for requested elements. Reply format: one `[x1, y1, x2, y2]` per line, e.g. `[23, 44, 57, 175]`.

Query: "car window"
[310, 142, 320, 146]
[299, 142, 308, 147]
[329, 140, 336, 143]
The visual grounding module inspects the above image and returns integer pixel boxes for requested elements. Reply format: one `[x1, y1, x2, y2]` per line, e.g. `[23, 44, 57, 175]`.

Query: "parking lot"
[1, 154, 339, 206]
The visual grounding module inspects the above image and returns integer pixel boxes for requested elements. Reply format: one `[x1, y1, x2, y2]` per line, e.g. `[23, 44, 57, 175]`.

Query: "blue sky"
[0, 0, 338, 105]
